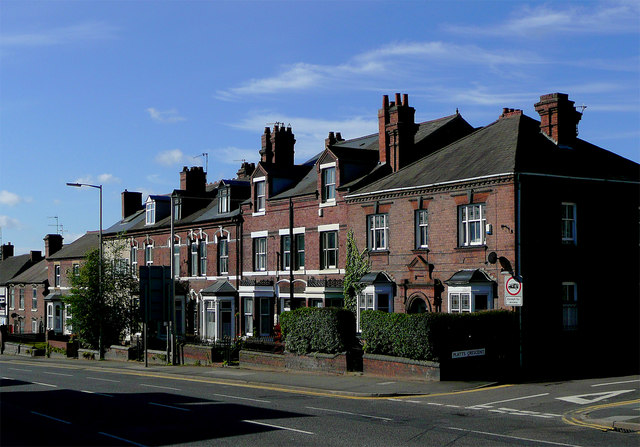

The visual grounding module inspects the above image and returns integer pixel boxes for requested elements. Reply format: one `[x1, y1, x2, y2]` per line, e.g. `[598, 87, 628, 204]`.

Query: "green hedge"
[280, 307, 355, 355]
[361, 310, 517, 363]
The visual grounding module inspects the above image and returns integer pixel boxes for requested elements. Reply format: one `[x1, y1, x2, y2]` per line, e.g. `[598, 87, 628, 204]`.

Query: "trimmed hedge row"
[280, 307, 356, 355]
[361, 310, 517, 363]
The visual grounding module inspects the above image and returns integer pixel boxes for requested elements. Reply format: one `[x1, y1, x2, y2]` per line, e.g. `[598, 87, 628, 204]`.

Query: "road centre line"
[140, 383, 181, 391]
[242, 419, 314, 435]
[86, 376, 120, 383]
[475, 392, 549, 406]
[8, 368, 31, 372]
[446, 426, 585, 447]
[33, 382, 57, 388]
[31, 411, 71, 425]
[149, 402, 190, 411]
[44, 372, 73, 377]
[99, 432, 148, 447]
[80, 390, 113, 397]
[306, 406, 393, 421]
[591, 379, 639, 387]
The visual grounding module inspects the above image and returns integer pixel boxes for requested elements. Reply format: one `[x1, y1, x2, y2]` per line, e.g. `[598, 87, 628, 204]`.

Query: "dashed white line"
[446, 426, 585, 447]
[445, 404, 461, 408]
[306, 406, 392, 421]
[33, 382, 57, 388]
[242, 419, 314, 435]
[99, 432, 147, 446]
[149, 402, 190, 411]
[427, 402, 443, 406]
[376, 381, 396, 385]
[591, 379, 639, 387]
[86, 376, 120, 383]
[140, 383, 181, 391]
[31, 411, 71, 424]
[210, 393, 270, 403]
[478, 392, 549, 406]
[8, 368, 31, 372]
[80, 390, 113, 397]
[44, 372, 73, 377]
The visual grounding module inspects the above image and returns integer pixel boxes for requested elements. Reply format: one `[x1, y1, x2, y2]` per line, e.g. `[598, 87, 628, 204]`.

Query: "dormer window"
[254, 178, 266, 213]
[218, 187, 230, 214]
[146, 200, 156, 225]
[321, 164, 336, 203]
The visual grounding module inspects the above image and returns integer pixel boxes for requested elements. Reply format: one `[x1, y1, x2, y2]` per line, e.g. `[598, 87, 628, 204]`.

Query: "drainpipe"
[515, 174, 523, 371]
[289, 198, 294, 309]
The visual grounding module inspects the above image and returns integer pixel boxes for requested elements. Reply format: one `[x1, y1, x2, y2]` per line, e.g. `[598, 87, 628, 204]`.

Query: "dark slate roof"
[349, 113, 639, 197]
[48, 232, 100, 260]
[148, 195, 170, 202]
[0, 254, 33, 286]
[445, 269, 495, 285]
[359, 271, 394, 284]
[7, 259, 47, 285]
[104, 209, 146, 234]
[201, 280, 237, 295]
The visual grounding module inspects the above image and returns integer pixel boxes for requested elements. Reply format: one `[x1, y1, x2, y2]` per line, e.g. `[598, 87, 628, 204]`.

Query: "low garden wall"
[239, 350, 348, 374]
[104, 345, 136, 362]
[179, 344, 216, 365]
[363, 353, 440, 381]
[48, 340, 78, 358]
[239, 350, 286, 370]
[3, 342, 45, 357]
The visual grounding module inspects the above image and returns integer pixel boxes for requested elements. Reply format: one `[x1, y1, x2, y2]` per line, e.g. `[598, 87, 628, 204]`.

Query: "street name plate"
[451, 348, 486, 359]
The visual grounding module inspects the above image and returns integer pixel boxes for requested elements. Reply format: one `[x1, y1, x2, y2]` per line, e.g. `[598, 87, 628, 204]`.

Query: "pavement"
[3, 354, 639, 433]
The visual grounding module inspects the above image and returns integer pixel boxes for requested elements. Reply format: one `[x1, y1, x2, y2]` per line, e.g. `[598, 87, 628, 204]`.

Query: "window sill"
[455, 245, 487, 251]
[368, 250, 389, 256]
[412, 248, 430, 254]
[252, 211, 266, 217]
[319, 200, 336, 208]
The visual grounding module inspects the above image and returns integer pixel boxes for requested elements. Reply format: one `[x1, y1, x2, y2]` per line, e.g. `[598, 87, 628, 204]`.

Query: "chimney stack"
[30, 250, 42, 263]
[44, 234, 63, 258]
[236, 161, 256, 179]
[534, 93, 582, 146]
[121, 190, 143, 219]
[378, 93, 417, 172]
[260, 124, 296, 166]
[1, 243, 14, 261]
[179, 166, 207, 194]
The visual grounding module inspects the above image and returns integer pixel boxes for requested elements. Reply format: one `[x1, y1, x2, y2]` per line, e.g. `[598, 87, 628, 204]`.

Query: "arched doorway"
[406, 293, 431, 314]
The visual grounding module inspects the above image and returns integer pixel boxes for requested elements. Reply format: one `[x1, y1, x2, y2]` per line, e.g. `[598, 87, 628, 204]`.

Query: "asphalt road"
[1, 358, 638, 446]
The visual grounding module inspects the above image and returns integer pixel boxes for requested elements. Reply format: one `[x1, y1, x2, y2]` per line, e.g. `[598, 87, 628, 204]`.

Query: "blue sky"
[1, 0, 638, 255]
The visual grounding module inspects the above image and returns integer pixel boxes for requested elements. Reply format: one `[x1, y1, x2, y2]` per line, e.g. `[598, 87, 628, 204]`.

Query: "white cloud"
[445, 2, 640, 36]
[215, 41, 543, 100]
[146, 108, 186, 123]
[0, 215, 22, 229]
[73, 174, 120, 185]
[0, 190, 21, 206]
[0, 21, 117, 47]
[155, 149, 189, 166]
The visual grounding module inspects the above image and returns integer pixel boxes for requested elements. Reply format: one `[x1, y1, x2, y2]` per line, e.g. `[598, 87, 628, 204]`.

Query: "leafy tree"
[343, 229, 370, 312]
[65, 237, 139, 351]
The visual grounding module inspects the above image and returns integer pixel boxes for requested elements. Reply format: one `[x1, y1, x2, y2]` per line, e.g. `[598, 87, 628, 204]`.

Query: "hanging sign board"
[504, 276, 523, 306]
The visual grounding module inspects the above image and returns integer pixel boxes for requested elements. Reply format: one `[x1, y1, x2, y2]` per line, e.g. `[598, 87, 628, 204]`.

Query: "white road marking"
[376, 381, 396, 385]
[445, 404, 461, 408]
[210, 392, 270, 403]
[86, 376, 120, 383]
[427, 402, 443, 406]
[9, 368, 31, 372]
[44, 372, 73, 377]
[306, 406, 392, 421]
[557, 390, 634, 405]
[476, 392, 549, 406]
[446, 426, 585, 447]
[242, 419, 314, 435]
[149, 402, 190, 411]
[591, 379, 639, 387]
[33, 382, 57, 388]
[31, 411, 71, 424]
[80, 390, 113, 397]
[140, 383, 181, 391]
[99, 432, 148, 447]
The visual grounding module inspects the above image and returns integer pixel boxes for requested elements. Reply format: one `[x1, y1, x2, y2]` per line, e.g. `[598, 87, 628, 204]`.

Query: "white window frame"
[145, 200, 156, 225]
[320, 231, 338, 270]
[173, 242, 180, 277]
[31, 319, 38, 334]
[356, 283, 394, 332]
[281, 235, 291, 271]
[367, 214, 388, 251]
[448, 284, 493, 313]
[9, 288, 15, 309]
[55, 265, 61, 287]
[321, 165, 336, 204]
[253, 237, 267, 272]
[144, 243, 153, 266]
[416, 210, 429, 249]
[459, 203, 486, 247]
[19, 288, 25, 310]
[32, 288, 38, 310]
[561, 203, 577, 244]
[218, 187, 230, 214]
[218, 237, 229, 275]
[254, 178, 266, 213]
[243, 297, 253, 336]
[199, 239, 207, 276]
[562, 282, 578, 331]
[46, 302, 54, 330]
[189, 239, 199, 276]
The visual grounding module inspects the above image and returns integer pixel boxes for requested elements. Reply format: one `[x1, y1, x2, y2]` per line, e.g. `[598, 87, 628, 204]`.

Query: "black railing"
[307, 277, 344, 288]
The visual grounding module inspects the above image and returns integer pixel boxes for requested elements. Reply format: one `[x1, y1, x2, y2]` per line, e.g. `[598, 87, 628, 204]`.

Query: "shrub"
[280, 307, 355, 355]
[361, 310, 516, 363]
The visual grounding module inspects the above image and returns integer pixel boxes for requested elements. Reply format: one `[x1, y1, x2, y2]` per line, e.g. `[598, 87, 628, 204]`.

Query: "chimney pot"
[403, 94, 409, 106]
[1, 242, 14, 261]
[395, 93, 402, 105]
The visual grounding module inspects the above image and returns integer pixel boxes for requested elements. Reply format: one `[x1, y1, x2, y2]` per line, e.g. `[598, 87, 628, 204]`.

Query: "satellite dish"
[488, 252, 498, 264]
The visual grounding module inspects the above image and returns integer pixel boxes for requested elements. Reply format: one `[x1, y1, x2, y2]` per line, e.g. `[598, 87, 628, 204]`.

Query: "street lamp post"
[66, 182, 103, 359]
